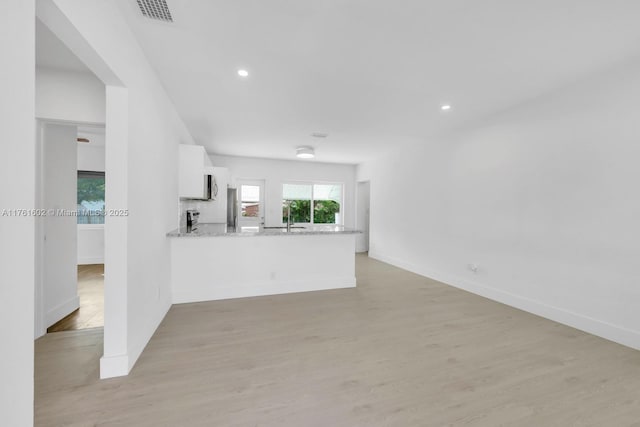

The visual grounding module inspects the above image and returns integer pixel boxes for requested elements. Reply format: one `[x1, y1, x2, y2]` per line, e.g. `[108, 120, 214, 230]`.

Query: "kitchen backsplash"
[179, 198, 226, 225]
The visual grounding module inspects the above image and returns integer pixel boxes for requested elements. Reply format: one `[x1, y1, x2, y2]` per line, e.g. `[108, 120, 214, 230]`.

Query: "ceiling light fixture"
[237, 69, 249, 77]
[441, 104, 452, 111]
[296, 146, 315, 159]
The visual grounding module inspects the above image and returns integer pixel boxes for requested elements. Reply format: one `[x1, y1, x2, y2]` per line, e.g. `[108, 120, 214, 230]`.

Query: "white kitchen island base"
[170, 231, 357, 304]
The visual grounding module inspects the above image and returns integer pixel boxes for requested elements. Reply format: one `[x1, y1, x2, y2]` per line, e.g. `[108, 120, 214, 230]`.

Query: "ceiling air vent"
[136, 0, 173, 22]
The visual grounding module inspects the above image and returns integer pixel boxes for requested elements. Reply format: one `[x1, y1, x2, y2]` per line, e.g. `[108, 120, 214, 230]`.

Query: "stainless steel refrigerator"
[226, 188, 238, 229]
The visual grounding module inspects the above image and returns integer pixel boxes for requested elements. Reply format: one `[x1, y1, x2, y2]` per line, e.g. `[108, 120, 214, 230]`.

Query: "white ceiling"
[36, 19, 90, 72]
[116, 1, 640, 164]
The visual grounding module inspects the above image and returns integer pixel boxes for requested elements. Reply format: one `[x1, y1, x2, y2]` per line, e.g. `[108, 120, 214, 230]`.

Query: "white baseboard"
[173, 276, 357, 304]
[369, 250, 640, 351]
[100, 354, 129, 379]
[45, 296, 80, 328]
[127, 300, 172, 373]
[77, 256, 104, 265]
[99, 299, 172, 379]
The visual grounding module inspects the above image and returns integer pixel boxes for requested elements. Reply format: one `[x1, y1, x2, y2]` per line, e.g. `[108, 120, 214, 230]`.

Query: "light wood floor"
[47, 264, 104, 333]
[35, 255, 640, 426]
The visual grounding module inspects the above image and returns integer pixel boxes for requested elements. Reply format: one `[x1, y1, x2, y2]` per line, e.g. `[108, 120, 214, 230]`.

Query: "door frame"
[236, 179, 265, 230]
[356, 181, 370, 253]
[34, 119, 105, 337]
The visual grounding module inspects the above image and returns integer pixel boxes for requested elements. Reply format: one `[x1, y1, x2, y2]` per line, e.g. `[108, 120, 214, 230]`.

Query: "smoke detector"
[136, 0, 173, 22]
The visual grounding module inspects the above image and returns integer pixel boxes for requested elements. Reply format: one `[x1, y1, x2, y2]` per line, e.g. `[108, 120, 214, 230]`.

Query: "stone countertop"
[167, 223, 361, 238]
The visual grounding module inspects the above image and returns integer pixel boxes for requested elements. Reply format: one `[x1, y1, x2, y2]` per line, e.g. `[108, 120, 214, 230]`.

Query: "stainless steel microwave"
[193, 174, 218, 201]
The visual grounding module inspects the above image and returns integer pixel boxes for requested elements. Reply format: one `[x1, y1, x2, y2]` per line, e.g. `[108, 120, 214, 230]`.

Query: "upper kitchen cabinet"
[178, 144, 214, 199]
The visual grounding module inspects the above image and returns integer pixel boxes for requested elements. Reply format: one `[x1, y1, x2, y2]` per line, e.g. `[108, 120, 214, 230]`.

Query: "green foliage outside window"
[282, 200, 311, 223]
[77, 177, 105, 203]
[282, 199, 340, 224]
[77, 171, 105, 224]
[313, 200, 340, 223]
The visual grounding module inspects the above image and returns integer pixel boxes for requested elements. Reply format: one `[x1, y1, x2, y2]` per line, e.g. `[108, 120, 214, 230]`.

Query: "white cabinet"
[212, 167, 229, 219]
[179, 144, 213, 199]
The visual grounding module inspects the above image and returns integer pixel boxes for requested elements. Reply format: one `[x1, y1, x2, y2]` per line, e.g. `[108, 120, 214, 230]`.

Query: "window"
[282, 183, 342, 224]
[77, 170, 105, 224]
[240, 184, 261, 217]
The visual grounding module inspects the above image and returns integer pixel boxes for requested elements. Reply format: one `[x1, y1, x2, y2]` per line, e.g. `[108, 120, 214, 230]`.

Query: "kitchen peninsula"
[168, 224, 360, 303]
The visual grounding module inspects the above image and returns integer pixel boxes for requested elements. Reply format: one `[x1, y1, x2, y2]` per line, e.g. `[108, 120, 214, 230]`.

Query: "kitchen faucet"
[285, 200, 293, 232]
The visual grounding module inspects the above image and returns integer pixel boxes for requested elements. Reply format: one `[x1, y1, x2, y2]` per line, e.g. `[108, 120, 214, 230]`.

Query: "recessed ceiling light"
[441, 104, 452, 111]
[296, 146, 315, 159]
[237, 69, 249, 77]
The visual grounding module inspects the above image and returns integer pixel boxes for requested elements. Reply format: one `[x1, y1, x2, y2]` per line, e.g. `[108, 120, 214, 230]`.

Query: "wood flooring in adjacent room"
[47, 264, 104, 333]
[35, 255, 640, 426]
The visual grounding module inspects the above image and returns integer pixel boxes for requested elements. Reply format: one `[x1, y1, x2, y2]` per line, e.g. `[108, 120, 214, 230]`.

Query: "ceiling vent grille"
[136, 0, 173, 22]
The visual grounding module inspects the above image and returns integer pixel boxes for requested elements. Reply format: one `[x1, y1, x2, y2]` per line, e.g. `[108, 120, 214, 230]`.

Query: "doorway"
[356, 181, 370, 253]
[37, 123, 106, 334]
[236, 179, 265, 230]
[50, 126, 106, 332]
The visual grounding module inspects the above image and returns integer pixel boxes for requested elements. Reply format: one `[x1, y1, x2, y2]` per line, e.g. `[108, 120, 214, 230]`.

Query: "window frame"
[281, 181, 344, 226]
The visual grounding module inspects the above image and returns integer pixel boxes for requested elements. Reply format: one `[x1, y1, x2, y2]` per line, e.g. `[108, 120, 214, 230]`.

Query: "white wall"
[36, 66, 105, 123]
[358, 57, 640, 350]
[78, 143, 105, 265]
[38, 0, 196, 378]
[210, 155, 357, 228]
[78, 143, 105, 171]
[0, 1, 35, 425]
[77, 226, 104, 264]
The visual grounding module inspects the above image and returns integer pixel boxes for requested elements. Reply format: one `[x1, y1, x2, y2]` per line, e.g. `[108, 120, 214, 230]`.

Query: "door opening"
[236, 179, 265, 231]
[47, 126, 106, 332]
[37, 123, 106, 334]
[356, 181, 370, 253]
